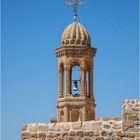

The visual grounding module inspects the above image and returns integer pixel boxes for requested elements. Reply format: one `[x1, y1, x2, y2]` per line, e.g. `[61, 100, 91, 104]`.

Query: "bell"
[72, 80, 79, 91]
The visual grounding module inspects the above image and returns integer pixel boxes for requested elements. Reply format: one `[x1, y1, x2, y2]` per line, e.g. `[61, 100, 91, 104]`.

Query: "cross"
[65, 0, 86, 21]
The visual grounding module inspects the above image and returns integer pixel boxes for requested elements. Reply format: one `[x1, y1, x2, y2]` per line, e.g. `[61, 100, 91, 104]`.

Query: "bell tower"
[55, 0, 97, 122]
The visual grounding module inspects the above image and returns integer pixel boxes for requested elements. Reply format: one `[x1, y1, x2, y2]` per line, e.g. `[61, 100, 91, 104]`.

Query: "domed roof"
[61, 22, 91, 47]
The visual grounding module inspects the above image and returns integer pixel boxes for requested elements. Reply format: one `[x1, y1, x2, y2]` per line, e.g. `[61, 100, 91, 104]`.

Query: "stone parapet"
[21, 99, 140, 140]
[22, 120, 122, 140]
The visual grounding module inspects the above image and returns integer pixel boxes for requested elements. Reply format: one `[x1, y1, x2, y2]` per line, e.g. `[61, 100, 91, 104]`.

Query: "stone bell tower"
[55, 0, 96, 123]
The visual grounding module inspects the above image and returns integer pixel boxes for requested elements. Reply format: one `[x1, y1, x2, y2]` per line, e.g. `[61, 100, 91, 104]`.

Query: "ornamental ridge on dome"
[61, 22, 91, 47]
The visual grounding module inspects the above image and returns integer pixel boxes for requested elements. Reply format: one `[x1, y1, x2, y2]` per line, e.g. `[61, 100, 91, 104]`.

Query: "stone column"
[58, 69, 63, 98]
[65, 66, 71, 96]
[81, 68, 86, 96]
[64, 106, 68, 122]
[89, 69, 93, 99]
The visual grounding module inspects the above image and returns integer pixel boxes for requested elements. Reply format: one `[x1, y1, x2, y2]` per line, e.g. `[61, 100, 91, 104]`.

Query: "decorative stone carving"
[55, 21, 96, 123]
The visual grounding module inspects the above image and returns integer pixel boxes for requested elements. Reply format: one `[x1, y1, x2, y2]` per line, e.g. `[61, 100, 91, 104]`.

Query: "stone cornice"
[55, 46, 97, 58]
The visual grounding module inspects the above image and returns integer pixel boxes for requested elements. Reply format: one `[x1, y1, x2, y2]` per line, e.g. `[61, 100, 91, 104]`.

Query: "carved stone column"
[65, 66, 71, 96]
[89, 69, 93, 99]
[80, 68, 86, 96]
[58, 68, 63, 98]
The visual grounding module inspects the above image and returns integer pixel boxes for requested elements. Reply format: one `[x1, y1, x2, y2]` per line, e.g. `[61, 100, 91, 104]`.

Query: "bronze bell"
[72, 80, 79, 91]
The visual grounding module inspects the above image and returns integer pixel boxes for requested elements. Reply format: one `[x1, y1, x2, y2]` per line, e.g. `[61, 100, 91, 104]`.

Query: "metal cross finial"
[65, 0, 86, 21]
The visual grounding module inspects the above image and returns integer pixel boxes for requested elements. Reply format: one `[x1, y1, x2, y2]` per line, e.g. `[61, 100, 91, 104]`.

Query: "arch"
[76, 39, 81, 45]
[59, 63, 64, 72]
[86, 60, 92, 70]
[58, 58, 67, 72]
[67, 57, 82, 69]
[71, 109, 79, 122]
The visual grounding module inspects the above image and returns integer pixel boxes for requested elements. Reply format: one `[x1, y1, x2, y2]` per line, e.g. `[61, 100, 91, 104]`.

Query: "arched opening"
[71, 110, 79, 122]
[71, 65, 81, 96]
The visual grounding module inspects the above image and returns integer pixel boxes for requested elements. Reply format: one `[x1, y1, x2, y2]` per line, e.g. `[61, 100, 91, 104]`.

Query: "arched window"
[71, 65, 80, 96]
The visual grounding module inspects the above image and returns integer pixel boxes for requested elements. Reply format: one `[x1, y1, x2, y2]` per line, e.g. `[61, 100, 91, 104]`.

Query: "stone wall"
[21, 99, 140, 140]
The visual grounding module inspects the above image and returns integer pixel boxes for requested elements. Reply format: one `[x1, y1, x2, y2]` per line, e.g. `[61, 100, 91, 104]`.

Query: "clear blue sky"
[2, 0, 139, 140]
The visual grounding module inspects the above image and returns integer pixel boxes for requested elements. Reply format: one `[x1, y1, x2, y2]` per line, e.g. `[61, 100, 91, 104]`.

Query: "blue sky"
[2, 0, 139, 140]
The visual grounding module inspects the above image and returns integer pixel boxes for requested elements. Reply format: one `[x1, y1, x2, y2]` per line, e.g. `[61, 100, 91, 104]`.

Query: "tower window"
[71, 65, 80, 96]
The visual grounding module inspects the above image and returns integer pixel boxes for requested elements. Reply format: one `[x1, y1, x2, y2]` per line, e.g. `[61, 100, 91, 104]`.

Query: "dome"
[61, 22, 91, 47]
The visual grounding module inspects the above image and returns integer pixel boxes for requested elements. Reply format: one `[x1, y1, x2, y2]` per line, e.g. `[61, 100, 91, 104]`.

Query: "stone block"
[114, 136, 122, 140]
[103, 124, 110, 129]
[62, 131, 69, 137]
[22, 132, 30, 140]
[95, 137, 104, 140]
[101, 130, 107, 136]
[55, 137, 63, 140]
[29, 125, 37, 132]
[124, 132, 135, 138]
[82, 122, 91, 130]
[49, 123, 56, 131]
[38, 125, 49, 131]
[69, 131, 77, 136]
[22, 125, 28, 131]
[92, 122, 102, 130]
[85, 131, 94, 137]
[123, 120, 134, 127]
[113, 124, 121, 129]
[30, 133, 37, 138]
[65, 136, 74, 140]
[116, 131, 124, 137]
[71, 122, 82, 130]
[61, 123, 70, 131]
[37, 132, 46, 138]
[81, 136, 91, 140]
[76, 131, 84, 137]
[133, 132, 140, 137]
[52, 132, 61, 137]
[74, 136, 81, 140]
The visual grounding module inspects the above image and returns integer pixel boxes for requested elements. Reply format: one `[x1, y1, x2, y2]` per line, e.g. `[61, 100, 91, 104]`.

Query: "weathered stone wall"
[21, 99, 140, 140]
[122, 99, 140, 139]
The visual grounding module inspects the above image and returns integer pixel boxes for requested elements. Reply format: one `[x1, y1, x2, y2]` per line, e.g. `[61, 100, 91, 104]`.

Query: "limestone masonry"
[22, 99, 140, 140]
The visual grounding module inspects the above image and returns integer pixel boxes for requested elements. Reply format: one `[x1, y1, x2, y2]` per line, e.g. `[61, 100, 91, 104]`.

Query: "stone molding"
[55, 47, 97, 58]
